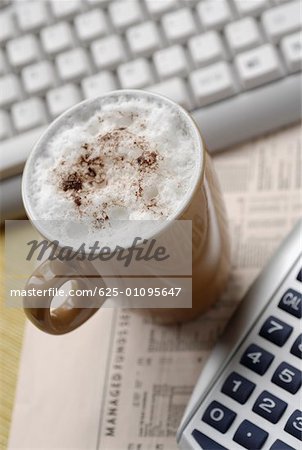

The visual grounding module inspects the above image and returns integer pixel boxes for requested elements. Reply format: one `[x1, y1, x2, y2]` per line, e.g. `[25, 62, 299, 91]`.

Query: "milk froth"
[26, 93, 200, 245]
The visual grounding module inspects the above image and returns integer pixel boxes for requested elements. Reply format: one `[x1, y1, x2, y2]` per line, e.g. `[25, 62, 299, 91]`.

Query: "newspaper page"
[8, 124, 302, 450]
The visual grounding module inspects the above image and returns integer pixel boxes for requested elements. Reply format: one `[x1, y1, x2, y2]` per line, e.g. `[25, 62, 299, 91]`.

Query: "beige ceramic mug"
[22, 90, 230, 334]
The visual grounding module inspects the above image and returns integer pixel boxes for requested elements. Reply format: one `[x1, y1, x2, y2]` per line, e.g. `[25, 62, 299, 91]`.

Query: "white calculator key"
[74, 9, 108, 43]
[81, 72, 117, 99]
[144, 0, 178, 18]
[0, 75, 22, 108]
[41, 22, 74, 56]
[281, 32, 302, 72]
[154, 45, 189, 79]
[233, 0, 270, 16]
[0, 12, 16, 43]
[91, 35, 127, 70]
[235, 44, 283, 89]
[262, 1, 301, 44]
[147, 77, 193, 110]
[197, 0, 233, 30]
[225, 17, 262, 54]
[118, 58, 154, 89]
[47, 84, 82, 118]
[127, 21, 161, 57]
[15, 1, 49, 32]
[22, 61, 56, 95]
[56, 48, 91, 82]
[7, 34, 40, 69]
[0, 50, 7, 75]
[109, 0, 144, 32]
[188, 31, 226, 67]
[0, 110, 12, 140]
[51, 0, 82, 19]
[189, 62, 237, 106]
[162, 8, 197, 44]
[12, 98, 47, 133]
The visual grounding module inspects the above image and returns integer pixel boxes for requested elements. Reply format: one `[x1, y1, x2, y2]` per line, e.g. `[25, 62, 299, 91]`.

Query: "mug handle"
[23, 258, 107, 335]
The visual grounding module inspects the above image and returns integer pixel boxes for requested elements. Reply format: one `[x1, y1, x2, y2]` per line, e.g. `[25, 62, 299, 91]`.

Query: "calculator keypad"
[187, 256, 301, 449]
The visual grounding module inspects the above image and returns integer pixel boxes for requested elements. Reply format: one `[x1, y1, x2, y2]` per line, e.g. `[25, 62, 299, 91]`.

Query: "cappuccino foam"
[27, 94, 200, 246]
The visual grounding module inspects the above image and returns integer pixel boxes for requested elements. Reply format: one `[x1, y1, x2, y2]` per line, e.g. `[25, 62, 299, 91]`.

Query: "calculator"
[177, 220, 302, 450]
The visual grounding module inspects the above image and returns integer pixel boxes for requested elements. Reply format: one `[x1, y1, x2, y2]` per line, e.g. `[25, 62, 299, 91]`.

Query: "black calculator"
[177, 220, 302, 450]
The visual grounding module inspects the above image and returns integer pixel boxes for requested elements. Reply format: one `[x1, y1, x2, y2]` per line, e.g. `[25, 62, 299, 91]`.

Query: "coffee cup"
[22, 90, 230, 334]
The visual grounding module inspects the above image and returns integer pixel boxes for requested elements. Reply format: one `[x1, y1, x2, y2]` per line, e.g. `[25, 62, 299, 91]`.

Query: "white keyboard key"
[41, 22, 74, 55]
[15, 1, 49, 32]
[0, 110, 12, 140]
[147, 77, 193, 110]
[197, 0, 232, 30]
[0, 75, 22, 108]
[22, 61, 56, 95]
[0, 12, 16, 43]
[47, 84, 82, 118]
[233, 0, 269, 16]
[74, 9, 108, 43]
[12, 98, 47, 133]
[7, 34, 40, 69]
[56, 48, 91, 82]
[262, 1, 301, 44]
[235, 44, 283, 89]
[81, 72, 117, 99]
[91, 35, 126, 70]
[0, 50, 7, 75]
[145, 0, 178, 18]
[225, 17, 262, 54]
[127, 21, 161, 57]
[118, 58, 154, 89]
[154, 45, 188, 79]
[51, 0, 82, 19]
[190, 62, 237, 106]
[85, 0, 110, 5]
[162, 8, 197, 44]
[109, 0, 143, 32]
[189, 31, 226, 67]
[281, 32, 302, 72]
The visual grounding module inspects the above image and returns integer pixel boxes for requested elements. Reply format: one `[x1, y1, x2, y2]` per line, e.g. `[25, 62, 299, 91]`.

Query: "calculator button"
[252, 390, 287, 424]
[269, 439, 295, 450]
[240, 344, 274, 375]
[259, 315, 293, 346]
[290, 334, 302, 359]
[221, 372, 256, 404]
[297, 268, 302, 282]
[272, 362, 302, 394]
[284, 409, 302, 441]
[233, 420, 268, 449]
[192, 429, 228, 450]
[278, 288, 302, 318]
[202, 400, 236, 433]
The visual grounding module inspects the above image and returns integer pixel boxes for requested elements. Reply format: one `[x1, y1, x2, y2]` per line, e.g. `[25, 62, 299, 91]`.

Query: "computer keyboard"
[177, 219, 302, 449]
[0, 0, 301, 219]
